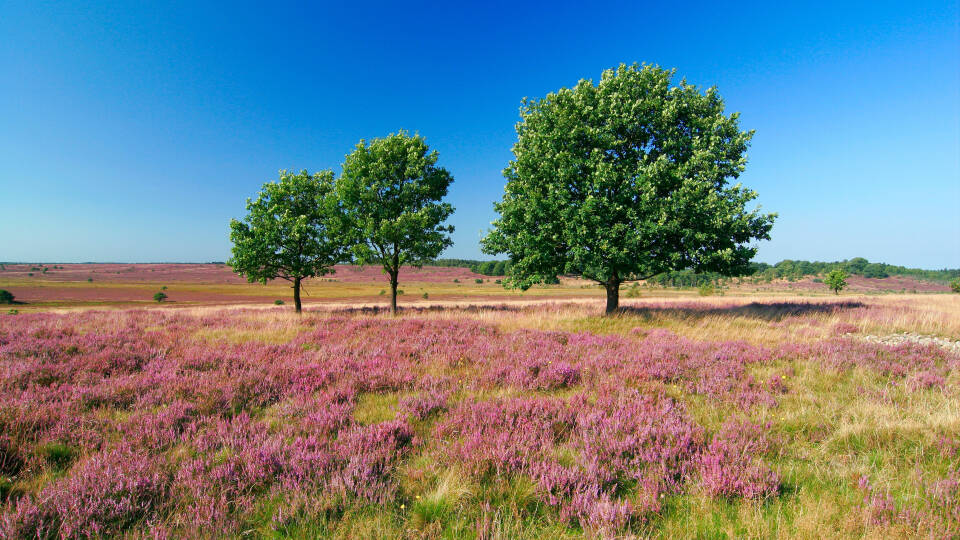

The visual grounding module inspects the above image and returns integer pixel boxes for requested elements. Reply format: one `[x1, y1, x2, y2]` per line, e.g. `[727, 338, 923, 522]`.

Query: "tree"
[824, 268, 848, 295]
[338, 131, 455, 314]
[0, 289, 14, 304]
[153, 291, 168, 302]
[229, 170, 347, 313]
[482, 63, 776, 313]
[950, 277, 960, 293]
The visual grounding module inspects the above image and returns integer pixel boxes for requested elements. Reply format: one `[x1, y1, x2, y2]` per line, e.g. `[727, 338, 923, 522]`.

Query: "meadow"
[0, 284, 957, 538]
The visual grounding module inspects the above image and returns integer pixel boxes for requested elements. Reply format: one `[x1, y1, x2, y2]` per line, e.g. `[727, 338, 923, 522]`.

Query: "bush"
[698, 284, 715, 296]
[0, 290, 13, 304]
[475, 278, 484, 284]
[87, 277, 93, 282]
[625, 283, 642, 298]
[422, 292, 429, 299]
[453, 279, 460, 283]
[153, 292, 168, 303]
[274, 299, 284, 305]
[951, 278, 960, 293]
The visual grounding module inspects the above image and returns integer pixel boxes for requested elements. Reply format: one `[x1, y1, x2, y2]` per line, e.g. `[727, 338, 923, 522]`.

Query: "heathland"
[0, 264, 957, 538]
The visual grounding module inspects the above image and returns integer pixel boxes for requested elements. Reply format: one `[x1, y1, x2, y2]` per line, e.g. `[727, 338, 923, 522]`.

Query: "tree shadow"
[617, 301, 867, 322]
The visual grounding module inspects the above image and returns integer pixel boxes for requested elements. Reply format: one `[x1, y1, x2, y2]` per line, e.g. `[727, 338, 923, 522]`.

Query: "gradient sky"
[2, 1, 958, 268]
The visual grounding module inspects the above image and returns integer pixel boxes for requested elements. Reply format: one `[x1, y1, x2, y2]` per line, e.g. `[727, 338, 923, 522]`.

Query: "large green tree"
[338, 131, 454, 314]
[229, 169, 346, 313]
[482, 63, 776, 313]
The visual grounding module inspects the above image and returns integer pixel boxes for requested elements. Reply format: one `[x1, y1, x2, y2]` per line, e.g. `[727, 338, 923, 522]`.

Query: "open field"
[0, 263, 953, 311]
[1, 281, 958, 538]
[0, 264, 601, 310]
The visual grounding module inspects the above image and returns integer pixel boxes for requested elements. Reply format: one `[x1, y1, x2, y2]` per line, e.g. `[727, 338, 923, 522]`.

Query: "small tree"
[824, 269, 848, 295]
[0, 290, 14, 304]
[482, 63, 775, 313]
[338, 132, 455, 314]
[153, 291, 168, 302]
[229, 170, 347, 313]
[950, 277, 960, 293]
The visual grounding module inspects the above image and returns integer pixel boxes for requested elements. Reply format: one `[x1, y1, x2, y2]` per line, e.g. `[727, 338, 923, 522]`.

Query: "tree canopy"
[228, 169, 346, 313]
[824, 268, 849, 295]
[337, 131, 454, 313]
[482, 63, 776, 313]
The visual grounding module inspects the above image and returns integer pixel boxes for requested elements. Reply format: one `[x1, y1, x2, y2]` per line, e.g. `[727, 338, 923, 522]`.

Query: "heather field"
[0, 263, 950, 311]
[0, 264, 581, 309]
[1, 295, 958, 539]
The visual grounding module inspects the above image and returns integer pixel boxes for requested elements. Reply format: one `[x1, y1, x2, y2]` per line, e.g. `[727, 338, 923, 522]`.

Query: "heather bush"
[0, 305, 955, 537]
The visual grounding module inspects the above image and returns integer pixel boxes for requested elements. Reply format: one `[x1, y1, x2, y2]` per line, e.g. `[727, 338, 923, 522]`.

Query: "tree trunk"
[389, 272, 399, 314]
[604, 280, 620, 314]
[293, 277, 302, 313]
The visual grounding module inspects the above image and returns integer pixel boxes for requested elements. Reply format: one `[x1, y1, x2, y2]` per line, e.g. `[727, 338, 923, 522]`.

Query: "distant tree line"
[644, 257, 960, 289]
[430, 258, 512, 276]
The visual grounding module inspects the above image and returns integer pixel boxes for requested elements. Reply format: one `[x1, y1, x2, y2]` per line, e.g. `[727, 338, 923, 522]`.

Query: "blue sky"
[1, 1, 958, 268]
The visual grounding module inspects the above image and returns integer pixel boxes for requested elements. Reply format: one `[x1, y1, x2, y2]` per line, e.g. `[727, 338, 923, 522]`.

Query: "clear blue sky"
[2, 1, 958, 268]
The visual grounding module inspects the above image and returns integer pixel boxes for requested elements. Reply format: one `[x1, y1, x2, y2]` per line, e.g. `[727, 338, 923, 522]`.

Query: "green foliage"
[229, 169, 348, 312]
[824, 268, 849, 294]
[161, 285, 168, 291]
[274, 299, 285, 305]
[950, 278, 960, 293]
[36, 442, 77, 470]
[153, 291, 168, 302]
[482, 63, 775, 313]
[87, 277, 93, 283]
[0, 290, 13, 304]
[422, 292, 429, 299]
[429, 258, 512, 275]
[698, 283, 716, 296]
[474, 278, 484, 284]
[7, 309, 18, 315]
[338, 131, 454, 313]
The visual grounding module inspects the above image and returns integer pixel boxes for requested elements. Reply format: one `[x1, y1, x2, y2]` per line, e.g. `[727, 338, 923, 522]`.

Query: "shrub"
[0, 290, 13, 304]
[475, 278, 484, 284]
[7, 309, 17, 315]
[161, 286, 168, 291]
[274, 299, 285, 305]
[453, 279, 460, 283]
[153, 292, 168, 303]
[625, 283, 641, 298]
[422, 292, 429, 299]
[698, 284, 715, 296]
[951, 278, 960, 293]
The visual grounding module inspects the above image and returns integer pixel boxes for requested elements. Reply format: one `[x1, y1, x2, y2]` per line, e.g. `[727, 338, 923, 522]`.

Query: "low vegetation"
[0, 298, 957, 538]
